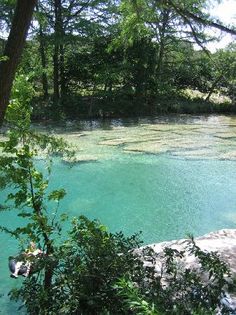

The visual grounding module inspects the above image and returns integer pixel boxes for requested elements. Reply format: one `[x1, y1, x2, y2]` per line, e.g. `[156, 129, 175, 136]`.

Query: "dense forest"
[0, 0, 236, 120]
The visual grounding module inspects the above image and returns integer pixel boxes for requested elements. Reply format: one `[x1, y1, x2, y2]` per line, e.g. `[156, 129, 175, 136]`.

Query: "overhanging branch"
[167, 0, 236, 36]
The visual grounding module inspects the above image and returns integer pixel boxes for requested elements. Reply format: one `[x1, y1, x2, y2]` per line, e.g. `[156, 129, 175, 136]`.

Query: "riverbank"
[31, 91, 234, 121]
[143, 229, 236, 277]
[140, 229, 236, 313]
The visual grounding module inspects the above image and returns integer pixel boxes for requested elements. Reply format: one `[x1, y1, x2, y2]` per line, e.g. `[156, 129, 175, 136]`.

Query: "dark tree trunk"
[44, 242, 54, 291]
[60, 43, 66, 98]
[53, 0, 61, 103]
[53, 44, 60, 102]
[38, 26, 49, 99]
[156, 9, 170, 77]
[0, 39, 5, 54]
[53, 0, 64, 104]
[0, 0, 37, 124]
[134, 39, 147, 100]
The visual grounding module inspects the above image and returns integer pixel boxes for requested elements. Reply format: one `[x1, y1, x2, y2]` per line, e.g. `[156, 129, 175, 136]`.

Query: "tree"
[0, 0, 37, 124]
[0, 74, 72, 296]
[36, 3, 49, 99]
[1, 0, 236, 121]
[39, 0, 96, 105]
[205, 46, 236, 102]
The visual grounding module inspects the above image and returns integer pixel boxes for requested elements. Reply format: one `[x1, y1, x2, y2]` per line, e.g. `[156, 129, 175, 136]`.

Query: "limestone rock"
[146, 229, 236, 278]
[142, 229, 236, 314]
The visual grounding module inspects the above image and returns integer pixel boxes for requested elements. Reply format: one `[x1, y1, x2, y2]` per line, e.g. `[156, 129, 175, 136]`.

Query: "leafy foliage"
[9, 215, 231, 315]
[0, 73, 232, 315]
[1, 0, 235, 119]
[0, 73, 74, 295]
[0, 97, 231, 315]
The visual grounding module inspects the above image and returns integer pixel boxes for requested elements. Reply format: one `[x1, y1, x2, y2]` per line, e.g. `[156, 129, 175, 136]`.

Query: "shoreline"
[144, 229, 236, 277]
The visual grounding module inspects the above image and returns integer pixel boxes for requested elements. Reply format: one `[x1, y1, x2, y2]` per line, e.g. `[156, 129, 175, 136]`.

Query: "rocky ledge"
[142, 229, 236, 314]
[146, 229, 236, 277]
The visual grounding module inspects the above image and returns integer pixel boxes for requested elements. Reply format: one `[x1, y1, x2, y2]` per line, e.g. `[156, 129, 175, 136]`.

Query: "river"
[1, 114, 236, 313]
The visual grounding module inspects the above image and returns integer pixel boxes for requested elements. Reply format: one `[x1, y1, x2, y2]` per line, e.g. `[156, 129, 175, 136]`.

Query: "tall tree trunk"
[53, 0, 64, 104]
[134, 39, 146, 100]
[38, 25, 49, 99]
[53, 0, 60, 103]
[0, 0, 37, 124]
[53, 44, 60, 102]
[60, 43, 66, 99]
[156, 9, 170, 78]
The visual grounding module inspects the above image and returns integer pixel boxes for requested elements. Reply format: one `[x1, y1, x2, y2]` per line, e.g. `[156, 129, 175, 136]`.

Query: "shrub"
[10, 217, 230, 315]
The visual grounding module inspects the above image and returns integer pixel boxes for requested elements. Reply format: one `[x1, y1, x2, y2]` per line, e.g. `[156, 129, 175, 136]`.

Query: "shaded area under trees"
[0, 0, 236, 121]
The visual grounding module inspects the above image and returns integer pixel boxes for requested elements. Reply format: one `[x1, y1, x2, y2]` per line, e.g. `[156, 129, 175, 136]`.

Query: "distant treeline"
[0, 0, 235, 120]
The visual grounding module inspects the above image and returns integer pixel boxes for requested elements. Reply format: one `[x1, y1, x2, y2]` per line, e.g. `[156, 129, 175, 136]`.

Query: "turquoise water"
[55, 155, 236, 240]
[1, 115, 236, 313]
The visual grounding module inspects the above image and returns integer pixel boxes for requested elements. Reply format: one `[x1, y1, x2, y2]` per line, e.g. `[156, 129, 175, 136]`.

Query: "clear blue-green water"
[1, 115, 236, 313]
[57, 155, 236, 241]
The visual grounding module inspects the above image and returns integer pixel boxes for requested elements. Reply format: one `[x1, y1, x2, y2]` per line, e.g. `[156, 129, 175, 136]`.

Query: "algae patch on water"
[55, 116, 236, 162]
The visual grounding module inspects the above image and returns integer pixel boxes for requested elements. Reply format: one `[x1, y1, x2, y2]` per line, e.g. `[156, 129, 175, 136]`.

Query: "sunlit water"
[1, 114, 236, 313]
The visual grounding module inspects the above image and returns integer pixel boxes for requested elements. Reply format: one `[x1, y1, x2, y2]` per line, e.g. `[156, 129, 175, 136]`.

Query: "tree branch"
[167, 0, 236, 35]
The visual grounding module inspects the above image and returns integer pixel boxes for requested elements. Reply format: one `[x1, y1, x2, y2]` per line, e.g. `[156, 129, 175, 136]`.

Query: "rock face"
[147, 229, 236, 277]
[143, 229, 236, 315]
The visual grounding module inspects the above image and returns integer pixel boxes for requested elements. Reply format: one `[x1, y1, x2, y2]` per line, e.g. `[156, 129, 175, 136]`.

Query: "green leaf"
[48, 189, 66, 201]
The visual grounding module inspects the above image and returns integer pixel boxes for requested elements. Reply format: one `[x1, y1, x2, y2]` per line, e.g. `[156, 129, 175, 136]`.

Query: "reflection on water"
[38, 114, 236, 130]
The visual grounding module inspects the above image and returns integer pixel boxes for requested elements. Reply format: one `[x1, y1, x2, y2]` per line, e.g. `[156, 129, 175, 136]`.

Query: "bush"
[10, 216, 231, 315]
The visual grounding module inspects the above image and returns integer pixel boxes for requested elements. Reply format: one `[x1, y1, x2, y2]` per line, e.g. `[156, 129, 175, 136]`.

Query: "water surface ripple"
[1, 114, 236, 313]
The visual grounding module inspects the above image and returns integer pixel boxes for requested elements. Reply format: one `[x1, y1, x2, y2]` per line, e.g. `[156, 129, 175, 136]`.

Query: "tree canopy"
[0, 0, 235, 120]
